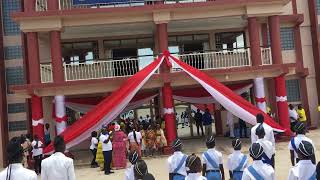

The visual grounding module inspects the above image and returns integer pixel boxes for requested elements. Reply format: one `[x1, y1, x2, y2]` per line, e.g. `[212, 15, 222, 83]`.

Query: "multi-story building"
[0, 0, 320, 167]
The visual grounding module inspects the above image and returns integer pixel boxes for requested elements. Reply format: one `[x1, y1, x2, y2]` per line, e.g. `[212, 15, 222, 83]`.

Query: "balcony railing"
[35, 0, 208, 11]
[39, 47, 272, 83]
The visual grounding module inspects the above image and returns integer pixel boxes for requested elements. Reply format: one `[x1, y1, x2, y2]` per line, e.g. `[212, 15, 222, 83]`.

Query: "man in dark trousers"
[99, 128, 114, 175]
[195, 109, 204, 136]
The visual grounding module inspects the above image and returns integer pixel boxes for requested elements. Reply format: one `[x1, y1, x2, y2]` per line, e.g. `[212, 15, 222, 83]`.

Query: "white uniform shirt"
[256, 139, 275, 159]
[0, 163, 37, 180]
[227, 150, 248, 171]
[128, 131, 142, 144]
[288, 160, 316, 180]
[242, 160, 275, 180]
[288, 134, 315, 159]
[41, 152, 76, 180]
[99, 134, 112, 151]
[124, 165, 134, 180]
[90, 137, 98, 150]
[289, 109, 299, 122]
[167, 151, 187, 176]
[251, 123, 275, 148]
[202, 148, 223, 171]
[31, 140, 43, 157]
[185, 173, 207, 180]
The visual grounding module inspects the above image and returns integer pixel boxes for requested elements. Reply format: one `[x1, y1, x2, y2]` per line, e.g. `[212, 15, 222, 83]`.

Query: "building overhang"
[12, 0, 290, 32]
[11, 63, 296, 98]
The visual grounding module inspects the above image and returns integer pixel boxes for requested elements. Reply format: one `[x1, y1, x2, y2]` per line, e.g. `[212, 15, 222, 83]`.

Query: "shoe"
[105, 171, 114, 175]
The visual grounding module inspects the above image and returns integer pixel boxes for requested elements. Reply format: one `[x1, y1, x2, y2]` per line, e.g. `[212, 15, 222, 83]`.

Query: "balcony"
[40, 47, 272, 83]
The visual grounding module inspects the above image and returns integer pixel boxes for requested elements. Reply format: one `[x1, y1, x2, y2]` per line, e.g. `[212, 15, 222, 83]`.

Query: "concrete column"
[248, 17, 262, 66]
[24, 0, 36, 12]
[254, 77, 267, 112]
[55, 95, 67, 135]
[50, 31, 64, 82]
[26, 32, 41, 84]
[268, 16, 283, 64]
[31, 95, 44, 142]
[47, 0, 59, 10]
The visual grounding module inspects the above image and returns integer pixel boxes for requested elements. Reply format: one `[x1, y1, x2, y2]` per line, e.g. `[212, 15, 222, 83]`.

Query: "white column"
[254, 77, 267, 112]
[55, 95, 67, 134]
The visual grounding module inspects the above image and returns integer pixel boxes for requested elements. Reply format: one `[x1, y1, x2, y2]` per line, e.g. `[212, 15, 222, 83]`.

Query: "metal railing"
[172, 48, 251, 72]
[261, 47, 272, 65]
[35, 0, 209, 11]
[40, 64, 53, 83]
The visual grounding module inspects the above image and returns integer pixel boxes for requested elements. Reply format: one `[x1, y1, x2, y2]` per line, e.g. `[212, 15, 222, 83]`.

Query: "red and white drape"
[44, 55, 165, 154]
[168, 54, 285, 132]
[32, 95, 44, 142]
[54, 95, 67, 135]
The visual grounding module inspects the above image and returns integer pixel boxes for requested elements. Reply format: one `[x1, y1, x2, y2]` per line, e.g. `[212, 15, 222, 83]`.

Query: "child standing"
[242, 143, 275, 180]
[255, 124, 275, 168]
[167, 139, 188, 180]
[227, 139, 248, 180]
[125, 151, 139, 180]
[201, 136, 225, 180]
[185, 154, 207, 180]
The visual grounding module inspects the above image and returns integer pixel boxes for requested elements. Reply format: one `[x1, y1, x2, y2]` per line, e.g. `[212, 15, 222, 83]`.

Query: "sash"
[173, 155, 187, 174]
[290, 138, 298, 153]
[261, 153, 272, 166]
[204, 152, 219, 169]
[247, 166, 264, 180]
[309, 172, 316, 180]
[234, 155, 247, 171]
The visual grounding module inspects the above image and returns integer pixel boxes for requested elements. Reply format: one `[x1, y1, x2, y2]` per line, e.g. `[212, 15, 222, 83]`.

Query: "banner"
[73, 0, 144, 5]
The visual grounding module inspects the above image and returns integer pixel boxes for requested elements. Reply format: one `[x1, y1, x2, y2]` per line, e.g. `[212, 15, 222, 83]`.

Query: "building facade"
[0, 0, 320, 167]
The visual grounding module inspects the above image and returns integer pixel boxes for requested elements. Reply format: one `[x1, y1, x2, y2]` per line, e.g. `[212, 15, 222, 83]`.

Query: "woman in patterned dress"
[155, 124, 167, 154]
[145, 125, 157, 157]
[112, 124, 128, 169]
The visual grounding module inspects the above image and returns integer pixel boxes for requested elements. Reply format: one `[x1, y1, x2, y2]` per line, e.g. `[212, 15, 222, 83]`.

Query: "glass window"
[6, 67, 24, 86]
[3, 0, 21, 35]
[280, 27, 295, 50]
[8, 120, 27, 131]
[286, 79, 301, 102]
[317, 0, 320, 14]
[4, 46, 22, 60]
[215, 32, 246, 50]
[138, 48, 154, 70]
[8, 103, 25, 113]
[62, 41, 98, 64]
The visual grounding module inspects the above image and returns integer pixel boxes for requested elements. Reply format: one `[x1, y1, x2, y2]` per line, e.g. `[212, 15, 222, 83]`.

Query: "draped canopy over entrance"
[44, 52, 286, 154]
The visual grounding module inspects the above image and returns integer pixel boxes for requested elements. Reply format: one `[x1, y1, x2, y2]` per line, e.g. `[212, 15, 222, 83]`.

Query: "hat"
[249, 143, 264, 159]
[115, 124, 121, 131]
[298, 140, 314, 157]
[172, 139, 182, 148]
[206, 136, 215, 144]
[294, 122, 305, 133]
[232, 139, 241, 149]
[129, 151, 139, 164]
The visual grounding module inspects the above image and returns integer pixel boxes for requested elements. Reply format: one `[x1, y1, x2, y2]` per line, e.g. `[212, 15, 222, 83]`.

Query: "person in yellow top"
[297, 105, 307, 122]
[318, 105, 320, 112]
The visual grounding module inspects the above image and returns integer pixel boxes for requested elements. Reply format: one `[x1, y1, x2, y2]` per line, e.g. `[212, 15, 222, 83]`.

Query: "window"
[286, 79, 301, 102]
[8, 103, 25, 113]
[280, 28, 295, 50]
[215, 32, 245, 50]
[3, 0, 21, 35]
[317, 0, 320, 14]
[62, 42, 98, 64]
[8, 120, 27, 131]
[5, 67, 25, 86]
[4, 46, 22, 60]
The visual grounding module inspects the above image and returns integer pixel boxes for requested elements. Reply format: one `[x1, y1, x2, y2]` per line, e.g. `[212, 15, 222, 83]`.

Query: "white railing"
[36, 0, 48, 11]
[64, 58, 140, 81]
[172, 48, 251, 72]
[261, 47, 272, 65]
[40, 64, 53, 83]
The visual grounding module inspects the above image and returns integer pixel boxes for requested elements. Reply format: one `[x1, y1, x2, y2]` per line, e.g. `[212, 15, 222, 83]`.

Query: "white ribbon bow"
[276, 96, 287, 102]
[32, 119, 44, 126]
[163, 108, 174, 115]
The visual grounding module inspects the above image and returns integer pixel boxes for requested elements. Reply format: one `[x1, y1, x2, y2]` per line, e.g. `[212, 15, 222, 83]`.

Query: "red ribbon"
[55, 116, 68, 123]
[255, 97, 266, 103]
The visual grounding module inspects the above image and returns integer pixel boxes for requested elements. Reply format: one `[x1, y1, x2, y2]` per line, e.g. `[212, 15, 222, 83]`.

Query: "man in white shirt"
[289, 122, 316, 166]
[289, 104, 298, 131]
[251, 113, 275, 148]
[41, 136, 76, 180]
[0, 137, 37, 180]
[242, 143, 275, 180]
[31, 135, 43, 174]
[167, 139, 188, 180]
[288, 141, 316, 180]
[255, 124, 275, 168]
[227, 111, 235, 138]
[99, 128, 114, 175]
[90, 131, 99, 168]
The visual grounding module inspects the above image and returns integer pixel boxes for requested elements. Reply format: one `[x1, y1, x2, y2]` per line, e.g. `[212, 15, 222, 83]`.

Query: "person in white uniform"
[0, 137, 37, 180]
[41, 136, 76, 180]
[202, 136, 225, 180]
[134, 160, 155, 180]
[255, 124, 275, 168]
[185, 154, 207, 180]
[288, 141, 316, 180]
[227, 111, 235, 138]
[289, 104, 299, 131]
[125, 151, 139, 180]
[289, 122, 316, 166]
[31, 135, 43, 175]
[99, 128, 114, 175]
[227, 139, 248, 180]
[90, 131, 99, 168]
[167, 139, 188, 180]
[242, 143, 275, 180]
[251, 113, 275, 147]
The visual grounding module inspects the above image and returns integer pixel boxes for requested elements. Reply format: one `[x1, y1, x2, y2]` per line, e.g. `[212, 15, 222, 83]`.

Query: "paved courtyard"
[64, 128, 320, 180]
